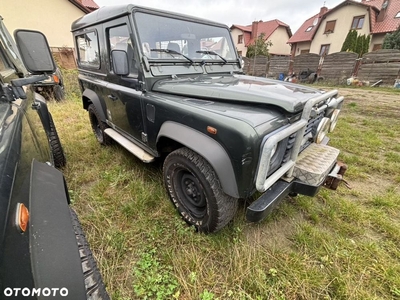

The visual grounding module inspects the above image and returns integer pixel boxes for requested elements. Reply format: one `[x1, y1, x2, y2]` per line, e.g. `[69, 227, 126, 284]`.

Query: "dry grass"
[48, 71, 400, 299]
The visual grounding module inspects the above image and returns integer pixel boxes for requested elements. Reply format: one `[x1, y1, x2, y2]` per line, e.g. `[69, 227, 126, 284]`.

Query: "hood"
[152, 74, 323, 113]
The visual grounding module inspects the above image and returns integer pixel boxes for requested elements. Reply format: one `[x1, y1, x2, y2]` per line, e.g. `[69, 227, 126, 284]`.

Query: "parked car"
[0, 17, 108, 298]
[72, 5, 346, 233]
[33, 67, 66, 101]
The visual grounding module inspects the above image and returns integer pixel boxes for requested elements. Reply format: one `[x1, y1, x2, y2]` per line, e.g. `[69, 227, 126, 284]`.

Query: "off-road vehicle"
[0, 16, 108, 298]
[72, 5, 346, 233]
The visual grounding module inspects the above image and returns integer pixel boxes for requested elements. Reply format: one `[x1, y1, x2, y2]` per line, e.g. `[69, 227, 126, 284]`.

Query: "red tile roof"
[370, 0, 400, 33]
[287, 11, 327, 44]
[231, 19, 291, 46]
[80, 0, 99, 9]
[69, 0, 99, 13]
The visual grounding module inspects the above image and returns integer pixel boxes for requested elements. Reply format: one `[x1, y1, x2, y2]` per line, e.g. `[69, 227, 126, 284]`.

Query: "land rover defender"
[72, 5, 346, 233]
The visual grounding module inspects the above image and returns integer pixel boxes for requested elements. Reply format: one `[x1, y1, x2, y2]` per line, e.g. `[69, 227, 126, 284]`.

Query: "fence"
[244, 49, 400, 85]
[51, 47, 76, 69]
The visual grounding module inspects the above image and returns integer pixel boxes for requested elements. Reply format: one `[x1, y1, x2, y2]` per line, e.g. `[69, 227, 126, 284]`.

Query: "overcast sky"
[94, 0, 349, 33]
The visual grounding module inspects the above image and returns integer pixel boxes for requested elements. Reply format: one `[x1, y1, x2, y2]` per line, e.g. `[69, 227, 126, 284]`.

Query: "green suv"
[72, 5, 346, 233]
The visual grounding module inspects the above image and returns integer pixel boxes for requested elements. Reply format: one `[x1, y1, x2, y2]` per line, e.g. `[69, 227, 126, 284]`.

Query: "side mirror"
[111, 49, 129, 76]
[14, 29, 56, 74]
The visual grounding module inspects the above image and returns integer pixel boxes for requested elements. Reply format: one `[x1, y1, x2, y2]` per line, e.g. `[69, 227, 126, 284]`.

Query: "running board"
[104, 128, 155, 163]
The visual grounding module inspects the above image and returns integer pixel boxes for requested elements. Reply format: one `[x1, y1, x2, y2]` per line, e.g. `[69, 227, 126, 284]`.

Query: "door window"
[108, 25, 138, 76]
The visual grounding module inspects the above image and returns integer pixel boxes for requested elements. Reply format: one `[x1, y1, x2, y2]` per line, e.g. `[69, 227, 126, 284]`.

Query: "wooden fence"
[320, 52, 359, 85]
[243, 49, 400, 85]
[357, 49, 400, 85]
[292, 53, 320, 75]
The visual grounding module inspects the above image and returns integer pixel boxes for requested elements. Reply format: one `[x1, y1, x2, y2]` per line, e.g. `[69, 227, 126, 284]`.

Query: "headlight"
[315, 117, 331, 144]
[329, 109, 340, 132]
[270, 143, 277, 158]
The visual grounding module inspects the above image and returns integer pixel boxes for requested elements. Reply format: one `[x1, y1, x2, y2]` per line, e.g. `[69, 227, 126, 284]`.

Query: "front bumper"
[246, 160, 347, 222]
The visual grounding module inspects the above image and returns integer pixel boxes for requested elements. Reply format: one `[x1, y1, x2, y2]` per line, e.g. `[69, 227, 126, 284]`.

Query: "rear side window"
[75, 31, 100, 68]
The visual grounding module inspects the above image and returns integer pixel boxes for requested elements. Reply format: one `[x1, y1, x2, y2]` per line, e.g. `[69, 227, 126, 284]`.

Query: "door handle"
[108, 94, 118, 101]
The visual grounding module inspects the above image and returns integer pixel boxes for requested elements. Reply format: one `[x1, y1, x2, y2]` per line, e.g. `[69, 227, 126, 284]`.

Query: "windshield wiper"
[196, 50, 227, 64]
[150, 48, 194, 64]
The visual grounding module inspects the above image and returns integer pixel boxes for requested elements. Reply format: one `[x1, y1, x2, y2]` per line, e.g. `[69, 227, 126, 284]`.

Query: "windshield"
[135, 12, 237, 62]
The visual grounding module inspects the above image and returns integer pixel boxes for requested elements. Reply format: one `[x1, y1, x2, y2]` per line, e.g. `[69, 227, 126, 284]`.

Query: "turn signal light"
[53, 74, 60, 84]
[16, 203, 29, 233]
[207, 126, 217, 135]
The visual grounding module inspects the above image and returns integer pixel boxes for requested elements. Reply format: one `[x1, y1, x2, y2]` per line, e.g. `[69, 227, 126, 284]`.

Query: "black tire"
[53, 84, 65, 101]
[88, 104, 112, 145]
[70, 208, 110, 300]
[163, 147, 238, 233]
[48, 114, 66, 168]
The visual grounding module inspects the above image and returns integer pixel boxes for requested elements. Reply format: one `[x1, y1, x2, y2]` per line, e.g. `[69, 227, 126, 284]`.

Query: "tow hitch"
[324, 161, 349, 190]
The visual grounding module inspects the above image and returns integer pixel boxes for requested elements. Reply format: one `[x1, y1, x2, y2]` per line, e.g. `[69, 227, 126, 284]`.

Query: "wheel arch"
[157, 121, 239, 198]
[82, 89, 107, 122]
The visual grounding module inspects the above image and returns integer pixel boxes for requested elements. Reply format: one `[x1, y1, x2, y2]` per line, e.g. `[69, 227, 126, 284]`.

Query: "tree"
[246, 33, 273, 58]
[341, 30, 370, 57]
[341, 30, 358, 52]
[382, 25, 400, 50]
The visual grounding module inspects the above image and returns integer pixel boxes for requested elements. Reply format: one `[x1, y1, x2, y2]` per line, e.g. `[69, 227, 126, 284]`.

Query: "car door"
[103, 17, 145, 143]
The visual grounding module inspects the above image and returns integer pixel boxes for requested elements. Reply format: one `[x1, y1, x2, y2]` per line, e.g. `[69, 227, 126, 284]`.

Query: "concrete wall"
[2, 0, 86, 48]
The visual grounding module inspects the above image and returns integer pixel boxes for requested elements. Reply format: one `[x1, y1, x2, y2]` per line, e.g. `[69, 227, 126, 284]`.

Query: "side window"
[108, 25, 137, 76]
[75, 31, 100, 68]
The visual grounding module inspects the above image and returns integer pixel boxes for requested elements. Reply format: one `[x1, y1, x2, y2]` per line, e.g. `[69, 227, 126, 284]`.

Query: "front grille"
[282, 113, 324, 164]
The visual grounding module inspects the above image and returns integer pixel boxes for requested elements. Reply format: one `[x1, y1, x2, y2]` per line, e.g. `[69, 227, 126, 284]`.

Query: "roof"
[289, 0, 400, 44]
[72, 4, 229, 31]
[80, 0, 99, 10]
[231, 19, 292, 46]
[368, 0, 400, 33]
[287, 11, 327, 44]
[68, 0, 99, 13]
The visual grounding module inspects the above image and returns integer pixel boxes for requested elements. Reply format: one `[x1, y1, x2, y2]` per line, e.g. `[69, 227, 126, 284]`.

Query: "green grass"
[48, 70, 400, 299]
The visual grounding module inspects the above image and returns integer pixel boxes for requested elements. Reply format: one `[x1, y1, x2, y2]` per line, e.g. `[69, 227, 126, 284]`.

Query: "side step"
[104, 128, 155, 163]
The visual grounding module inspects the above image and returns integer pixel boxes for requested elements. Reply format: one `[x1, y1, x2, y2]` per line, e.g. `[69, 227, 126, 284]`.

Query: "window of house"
[372, 44, 382, 51]
[319, 44, 330, 56]
[75, 31, 100, 68]
[351, 16, 365, 29]
[395, 12, 400, 18]
[305, 26, 313, 32]
[324, 20, 336, 33]
[238, 35, 243, 44]
[301, 49, 310, 54]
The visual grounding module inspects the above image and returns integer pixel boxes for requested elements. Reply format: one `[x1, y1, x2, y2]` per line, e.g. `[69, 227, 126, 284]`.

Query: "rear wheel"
[88, 104, 111, 145]
[163, 147, 238, 233]
[70, 208, 110, 300]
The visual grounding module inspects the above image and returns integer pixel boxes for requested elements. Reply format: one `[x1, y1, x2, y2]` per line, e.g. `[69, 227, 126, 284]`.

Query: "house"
[231, 20, 292, 57]
[1, 0, 99, 48]
[288, 0, 400, 56]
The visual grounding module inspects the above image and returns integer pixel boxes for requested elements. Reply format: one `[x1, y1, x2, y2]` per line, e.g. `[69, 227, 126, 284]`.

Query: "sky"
[93, 0, 349, 33]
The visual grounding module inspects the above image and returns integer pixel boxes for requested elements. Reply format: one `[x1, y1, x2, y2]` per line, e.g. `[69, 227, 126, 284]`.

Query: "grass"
[48, 70, 400, 299]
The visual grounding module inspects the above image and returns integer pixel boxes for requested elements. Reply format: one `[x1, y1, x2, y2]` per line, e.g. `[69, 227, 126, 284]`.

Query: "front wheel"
[163, 147, 238, 233]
